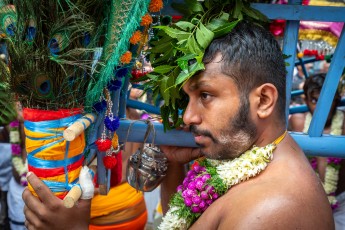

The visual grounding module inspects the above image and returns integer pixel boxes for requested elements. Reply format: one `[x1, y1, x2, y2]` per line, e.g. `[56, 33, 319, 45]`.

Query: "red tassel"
[103, 155, 117, 169]
[110, 151, 122, 186]
[95, 138, 112, 152]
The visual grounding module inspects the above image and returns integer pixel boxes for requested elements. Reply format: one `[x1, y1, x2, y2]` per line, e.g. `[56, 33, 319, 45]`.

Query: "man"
[159, 21, 334, 229]
[23, 21, 334, 229]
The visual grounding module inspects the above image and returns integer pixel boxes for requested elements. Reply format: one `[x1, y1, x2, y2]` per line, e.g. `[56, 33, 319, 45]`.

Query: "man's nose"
[183, 102, 201, 126]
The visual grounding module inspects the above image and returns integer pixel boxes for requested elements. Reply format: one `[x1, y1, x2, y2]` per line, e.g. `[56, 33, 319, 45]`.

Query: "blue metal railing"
[120, 2, 345, 158]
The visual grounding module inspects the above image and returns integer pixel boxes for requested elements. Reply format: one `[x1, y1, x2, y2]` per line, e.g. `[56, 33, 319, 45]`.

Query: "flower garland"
[9, 120, 28, 186]
[303, 110, 344, 209]
[159, 131, 287, 230]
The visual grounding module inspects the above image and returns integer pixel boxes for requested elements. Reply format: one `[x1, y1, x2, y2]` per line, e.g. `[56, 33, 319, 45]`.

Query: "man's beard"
[191, 96, 257, 160]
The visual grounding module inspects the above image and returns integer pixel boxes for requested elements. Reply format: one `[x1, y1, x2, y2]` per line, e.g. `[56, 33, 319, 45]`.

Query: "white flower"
[158, 207, 190, 230]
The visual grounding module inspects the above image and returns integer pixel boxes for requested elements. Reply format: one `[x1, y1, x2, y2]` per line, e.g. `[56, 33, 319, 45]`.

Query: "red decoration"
[95, 138, 112, 152]
[110, 151, 123, 186]
[103, 155, 117, 169]
[131, 69, 148, 80]
[303, 49, 325, 60]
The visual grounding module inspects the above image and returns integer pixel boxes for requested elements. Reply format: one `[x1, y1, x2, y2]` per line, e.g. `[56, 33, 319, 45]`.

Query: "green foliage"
[170, 192, 200, 225]
[0, 84, 17, 126]
[140, 0, 268, 129]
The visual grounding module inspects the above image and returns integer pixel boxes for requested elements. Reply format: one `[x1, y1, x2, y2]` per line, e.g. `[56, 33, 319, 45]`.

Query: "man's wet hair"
[203, 21, 287, 121]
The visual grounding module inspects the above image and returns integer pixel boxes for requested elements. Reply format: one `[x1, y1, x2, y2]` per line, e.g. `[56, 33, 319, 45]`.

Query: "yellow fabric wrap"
[25, 126, 85, 198]
[90, 182, 145, 218]
[90, 182, 147, 229]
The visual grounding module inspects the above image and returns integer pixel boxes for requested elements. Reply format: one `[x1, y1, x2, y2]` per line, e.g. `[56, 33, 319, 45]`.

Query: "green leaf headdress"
[137, 0, 268, 130]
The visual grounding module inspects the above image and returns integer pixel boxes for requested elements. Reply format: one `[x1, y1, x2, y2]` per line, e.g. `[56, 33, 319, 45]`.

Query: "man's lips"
[193, 134, 207, 143]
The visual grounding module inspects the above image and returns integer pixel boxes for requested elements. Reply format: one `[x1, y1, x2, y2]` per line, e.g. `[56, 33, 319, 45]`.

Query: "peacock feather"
[0, 0, 153, 112]
[0, 0, 107, 110]
[85, 0, 151, 110]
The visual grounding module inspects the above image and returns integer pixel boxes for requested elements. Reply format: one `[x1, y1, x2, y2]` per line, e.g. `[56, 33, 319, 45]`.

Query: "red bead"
[103, 155, 117, 169]
[95, 138, 112, 152]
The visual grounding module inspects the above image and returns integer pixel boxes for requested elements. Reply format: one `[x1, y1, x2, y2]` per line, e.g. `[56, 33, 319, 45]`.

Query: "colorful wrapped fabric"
[24, 108, 85, 199]
[89, 182, 147, 230]
[299, 0, 344, 54]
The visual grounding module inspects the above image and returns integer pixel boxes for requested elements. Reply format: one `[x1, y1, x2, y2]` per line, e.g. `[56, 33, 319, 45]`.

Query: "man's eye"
[201, 92, 211, 100]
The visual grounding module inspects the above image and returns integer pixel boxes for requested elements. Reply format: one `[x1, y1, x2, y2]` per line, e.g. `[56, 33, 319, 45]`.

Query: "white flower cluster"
[213, 144, 275, 188]
[323, 166, 339, 194]
[159, 207, 190, 230]
[330, 110, 343, 135]
[10, 129, 20, 143]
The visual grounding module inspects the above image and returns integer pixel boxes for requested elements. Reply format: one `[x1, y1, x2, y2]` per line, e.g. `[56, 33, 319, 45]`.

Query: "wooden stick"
[63, 113, 96, 141]
[63, 165, 97, 208]
[63, 186, 82, 208]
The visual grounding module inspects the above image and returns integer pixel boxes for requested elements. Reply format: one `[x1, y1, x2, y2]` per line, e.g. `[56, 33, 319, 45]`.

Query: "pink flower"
[10, 120, 19, 127]
[11, 144, 21, 155]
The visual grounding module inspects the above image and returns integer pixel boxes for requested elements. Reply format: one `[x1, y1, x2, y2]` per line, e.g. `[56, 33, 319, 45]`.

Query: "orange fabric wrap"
[24, 108, 85, 199]
[89, 182, 147, 229]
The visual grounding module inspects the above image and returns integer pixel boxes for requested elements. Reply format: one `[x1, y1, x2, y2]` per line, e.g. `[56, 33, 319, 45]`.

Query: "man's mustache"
[190, 125, 217, 143]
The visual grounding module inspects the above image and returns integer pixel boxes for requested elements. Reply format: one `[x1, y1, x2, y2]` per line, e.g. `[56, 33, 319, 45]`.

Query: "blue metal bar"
[289, 99, 345, 114]
[297, 58, 309, 78]
[282, 2, 300, 126]
[251, 3, 345, 22]
[117, 119, 197, 147]
[112, 88, 121, 116]
[119, 76, 130, 118]
[308, 27, 345, 137]
[295, 57, 319, 66]
[291, 89, 304, 97]
[162, 2, 345, 22]
[291, 132, 345, 157]
[117, 120, 345, 157]
[127, 99, 161, 115]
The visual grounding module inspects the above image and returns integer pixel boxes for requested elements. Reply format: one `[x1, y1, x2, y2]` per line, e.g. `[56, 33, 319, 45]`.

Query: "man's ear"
[252, 83, 278, 119]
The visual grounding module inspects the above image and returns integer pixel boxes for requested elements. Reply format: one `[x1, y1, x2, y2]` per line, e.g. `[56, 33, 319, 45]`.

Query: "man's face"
[182, 59, 257, 160]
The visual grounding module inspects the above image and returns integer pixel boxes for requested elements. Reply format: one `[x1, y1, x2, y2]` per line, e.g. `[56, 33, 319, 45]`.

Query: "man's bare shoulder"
[217, 188, 333, 229]
[191, 139, 334, 230]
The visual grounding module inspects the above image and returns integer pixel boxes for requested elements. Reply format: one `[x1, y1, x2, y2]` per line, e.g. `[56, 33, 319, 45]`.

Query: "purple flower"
[192, 195, 201, 205]
[195, 179, 204, 190]
[191, 206, 201, 213]
[327, 158, 342, 164]
[201, 174, 211, 182]
[187, 170, 196, 179]
[177, 185, 183, 193]
[185, 189, 196, 198]
[200, 191, 209, 200]
[198, 200, 206, 209]
[183, 178, 190, 187]
[212, 193, 219, 199]
[182, 190, 188, 198]
[205, 185, 215, 195]
[184, 198, 193, 207]
[206, 199, 213, 205]
[187, 182, 196, 190]
[10, 121, 19, 127]
[11, 144, 21, 155]
[193, 165, 205, 174]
